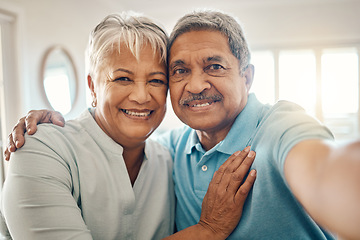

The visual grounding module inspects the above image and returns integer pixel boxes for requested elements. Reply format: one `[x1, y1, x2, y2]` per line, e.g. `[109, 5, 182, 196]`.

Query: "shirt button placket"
[201, 165, 208, 172]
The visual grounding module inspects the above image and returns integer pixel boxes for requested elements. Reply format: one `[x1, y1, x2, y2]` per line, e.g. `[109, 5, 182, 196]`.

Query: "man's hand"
[199, 146, 256, 238]
[4, 110, 65, 160]
[163, 146, 256, 240]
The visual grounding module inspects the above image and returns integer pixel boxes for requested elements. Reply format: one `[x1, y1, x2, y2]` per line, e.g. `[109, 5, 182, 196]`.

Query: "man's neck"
[196, 126, 232, 151]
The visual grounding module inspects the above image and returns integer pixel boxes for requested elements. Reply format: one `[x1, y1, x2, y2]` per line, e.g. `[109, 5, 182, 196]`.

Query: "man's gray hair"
[169, 9, 251, 72]
[87, 12, 168, 76]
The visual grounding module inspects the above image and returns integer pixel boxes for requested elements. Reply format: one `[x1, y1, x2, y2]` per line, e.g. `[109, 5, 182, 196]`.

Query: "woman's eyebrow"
[113, 68, 166, 77]
[113, 68, 133, 74]
[149, 71, 166, 77]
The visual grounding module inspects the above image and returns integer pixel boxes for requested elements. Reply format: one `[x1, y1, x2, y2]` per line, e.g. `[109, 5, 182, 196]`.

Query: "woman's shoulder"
[145, 139, 173, 162]
[28, 109, 91, 141]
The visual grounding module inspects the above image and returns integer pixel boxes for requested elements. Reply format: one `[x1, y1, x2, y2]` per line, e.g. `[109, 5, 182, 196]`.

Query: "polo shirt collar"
[217, 93, 264, 155]
[185, 93, 264, 155]
[185, 129, 201, 154]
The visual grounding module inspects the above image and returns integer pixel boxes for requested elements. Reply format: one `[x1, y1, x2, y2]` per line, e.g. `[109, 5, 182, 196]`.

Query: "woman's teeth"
[122, 109, 151, 117]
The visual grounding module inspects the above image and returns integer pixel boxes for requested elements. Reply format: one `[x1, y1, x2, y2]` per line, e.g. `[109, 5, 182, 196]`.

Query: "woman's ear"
[87, 74, 97, 107]
[87, 74, 96, 96]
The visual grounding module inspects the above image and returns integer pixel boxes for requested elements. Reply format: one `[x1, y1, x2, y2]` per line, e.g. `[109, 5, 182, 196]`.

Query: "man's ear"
[244, 64, 255, 93]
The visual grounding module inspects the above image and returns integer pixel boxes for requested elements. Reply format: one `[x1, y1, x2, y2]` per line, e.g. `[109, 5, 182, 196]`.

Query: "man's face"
[168, 30, 253, 136]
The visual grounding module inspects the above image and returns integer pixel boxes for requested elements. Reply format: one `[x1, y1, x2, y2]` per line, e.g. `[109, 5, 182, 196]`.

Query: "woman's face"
[89, 44, 168, 147]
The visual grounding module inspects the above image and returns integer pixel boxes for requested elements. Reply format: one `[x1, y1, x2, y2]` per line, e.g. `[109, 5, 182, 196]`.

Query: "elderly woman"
[2, 12, 256, 240]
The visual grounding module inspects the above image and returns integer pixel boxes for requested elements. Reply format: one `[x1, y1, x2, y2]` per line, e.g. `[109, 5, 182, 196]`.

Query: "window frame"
[251, 43, 360, 141]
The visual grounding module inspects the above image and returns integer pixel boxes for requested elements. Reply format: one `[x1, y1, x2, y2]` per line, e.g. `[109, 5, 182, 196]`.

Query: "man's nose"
[184, 70, 211, 94]
[128, 82, 151, 104]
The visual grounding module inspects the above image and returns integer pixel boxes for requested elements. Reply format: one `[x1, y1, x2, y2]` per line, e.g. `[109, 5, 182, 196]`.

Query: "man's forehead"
[169, 55, 228, 68]
[169, 30, 230, 55]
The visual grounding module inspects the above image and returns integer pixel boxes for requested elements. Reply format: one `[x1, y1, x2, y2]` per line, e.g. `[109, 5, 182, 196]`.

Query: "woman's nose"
[128, 82, 151, 104]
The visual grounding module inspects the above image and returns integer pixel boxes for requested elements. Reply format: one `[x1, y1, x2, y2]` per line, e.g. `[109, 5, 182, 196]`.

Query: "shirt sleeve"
[1, 133, 92, 240]
[256, 101, 334, 175]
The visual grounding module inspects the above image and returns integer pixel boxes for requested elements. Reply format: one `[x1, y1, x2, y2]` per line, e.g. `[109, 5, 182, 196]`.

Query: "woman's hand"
[4, 110, 65, 160]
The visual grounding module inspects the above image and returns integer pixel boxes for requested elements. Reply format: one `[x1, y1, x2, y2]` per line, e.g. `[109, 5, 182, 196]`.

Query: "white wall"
[0, 0, 360, 132]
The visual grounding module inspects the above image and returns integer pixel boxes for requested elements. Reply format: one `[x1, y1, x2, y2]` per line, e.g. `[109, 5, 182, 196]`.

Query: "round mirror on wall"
[41, 46, 78, 115]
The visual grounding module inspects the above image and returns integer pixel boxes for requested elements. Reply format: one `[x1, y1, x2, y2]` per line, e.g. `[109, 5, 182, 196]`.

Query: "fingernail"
[248, 151, 255, 157]
[234, 151, 241, 156]
[250, 170, 257, 176]
[244, 146, 251, 152]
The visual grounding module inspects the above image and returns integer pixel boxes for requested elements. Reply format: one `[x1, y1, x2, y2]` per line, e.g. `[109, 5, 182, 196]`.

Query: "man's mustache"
[179, 93, 223, 105]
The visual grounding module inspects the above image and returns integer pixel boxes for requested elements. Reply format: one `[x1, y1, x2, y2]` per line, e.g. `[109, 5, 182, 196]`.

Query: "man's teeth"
[191, 102, 211, 107]
[123, 110, 151, 117]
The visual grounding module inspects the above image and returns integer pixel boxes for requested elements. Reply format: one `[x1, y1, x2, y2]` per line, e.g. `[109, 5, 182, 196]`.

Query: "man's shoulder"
[272, 99, 307, 112]
[151, 125, 193, 153]
[258, 100, 314, 127]
[153, 125, 191, 140]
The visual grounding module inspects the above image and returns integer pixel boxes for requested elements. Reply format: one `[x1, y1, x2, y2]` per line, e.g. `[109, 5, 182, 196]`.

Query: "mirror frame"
[40, 45, 79, 114]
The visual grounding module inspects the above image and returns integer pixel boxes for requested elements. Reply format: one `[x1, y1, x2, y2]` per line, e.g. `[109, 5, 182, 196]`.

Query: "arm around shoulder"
[284, 139, 360, 240]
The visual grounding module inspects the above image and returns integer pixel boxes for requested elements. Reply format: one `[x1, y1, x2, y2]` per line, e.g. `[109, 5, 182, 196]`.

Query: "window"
[0, 8, 18, 196]
[0, 24, 4, 185]
[321, 49, 358, 115]
[321, 48, 359, 140]
[250, 51, 275, 105]
[251, 46, 360, 141]
[279, 50, 317, 116]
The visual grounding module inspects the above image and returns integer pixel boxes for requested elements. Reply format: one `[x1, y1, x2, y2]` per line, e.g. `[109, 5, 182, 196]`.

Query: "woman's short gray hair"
[87, 12, 168, 76]
[169, 9, 251, 73]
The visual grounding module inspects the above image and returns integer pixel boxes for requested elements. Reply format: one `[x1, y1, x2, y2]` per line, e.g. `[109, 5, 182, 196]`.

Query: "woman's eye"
[114, 77, 133, 85]
[149, 79, 166, 87]
[115, 77, 130, 82]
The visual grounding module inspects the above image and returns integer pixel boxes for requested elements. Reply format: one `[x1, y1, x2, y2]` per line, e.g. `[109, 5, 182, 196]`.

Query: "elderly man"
[5, 9, 360, 240]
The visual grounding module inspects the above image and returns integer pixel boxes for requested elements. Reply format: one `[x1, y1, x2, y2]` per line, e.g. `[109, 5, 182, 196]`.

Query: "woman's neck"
[122, 144, 145, 186]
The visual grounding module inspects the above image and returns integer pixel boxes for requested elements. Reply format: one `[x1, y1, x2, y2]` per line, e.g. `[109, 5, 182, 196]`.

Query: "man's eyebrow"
[205, 55, 225, 63]
[169, 59, 185, 69]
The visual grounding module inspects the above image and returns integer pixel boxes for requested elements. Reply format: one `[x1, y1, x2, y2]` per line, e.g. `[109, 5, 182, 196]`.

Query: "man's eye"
[172, 68, 187, 75]
[204, 64, 227, 77]
[207, 64, 224, 70]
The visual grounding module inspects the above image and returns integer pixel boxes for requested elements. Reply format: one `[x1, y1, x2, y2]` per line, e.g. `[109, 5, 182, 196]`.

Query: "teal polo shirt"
[155, 93, 335, 239]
